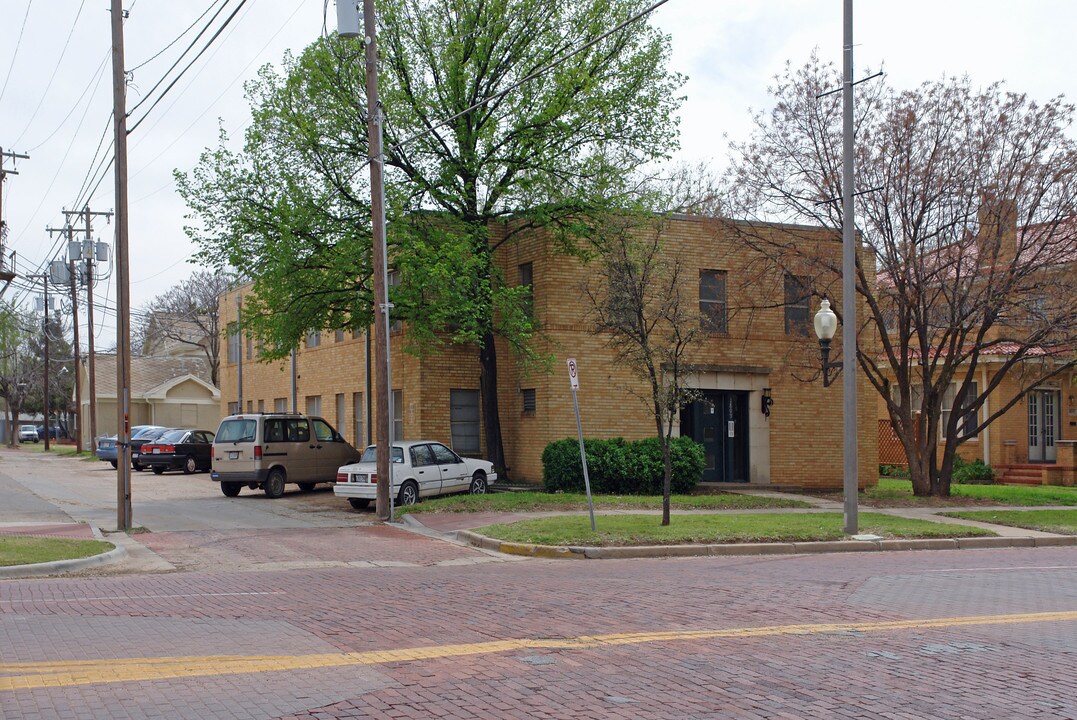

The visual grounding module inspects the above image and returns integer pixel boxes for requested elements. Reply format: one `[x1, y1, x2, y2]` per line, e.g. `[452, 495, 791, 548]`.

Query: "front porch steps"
[995, 464, 1046, 485]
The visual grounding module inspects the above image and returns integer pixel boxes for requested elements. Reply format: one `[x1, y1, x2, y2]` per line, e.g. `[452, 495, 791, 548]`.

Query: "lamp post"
[813, 297, 858, 534]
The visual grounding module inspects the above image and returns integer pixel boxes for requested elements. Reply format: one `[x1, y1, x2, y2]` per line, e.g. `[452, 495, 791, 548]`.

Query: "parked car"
[211, 413, 360, 498]
[96, 425, 159, 468]
[333, 440, 496, 509]
[140, 429, 216, 475]
[129, 426, 174, 471]
[18, 425, 39, 443]
[36, 424, 66, 440]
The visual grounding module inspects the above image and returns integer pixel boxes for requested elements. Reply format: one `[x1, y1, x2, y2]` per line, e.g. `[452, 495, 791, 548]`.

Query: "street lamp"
[813, 298, 842, 387]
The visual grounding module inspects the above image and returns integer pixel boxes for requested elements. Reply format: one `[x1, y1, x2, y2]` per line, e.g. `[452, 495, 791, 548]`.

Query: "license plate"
[152, 448, 160, 454]
[229, 451, 239, 460]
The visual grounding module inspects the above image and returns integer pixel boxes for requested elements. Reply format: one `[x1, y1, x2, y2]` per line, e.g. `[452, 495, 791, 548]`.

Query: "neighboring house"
[876, 213, 1077, 485]
[218, 214, 879, 490]
[78, 354, 221, 447]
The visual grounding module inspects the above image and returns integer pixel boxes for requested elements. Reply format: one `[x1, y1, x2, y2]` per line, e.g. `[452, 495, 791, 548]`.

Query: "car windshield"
[158, 429, 188, 443]
[360, 446, 404, 463]
[136, 427, 170, 440]
[216, 418, 256, 443]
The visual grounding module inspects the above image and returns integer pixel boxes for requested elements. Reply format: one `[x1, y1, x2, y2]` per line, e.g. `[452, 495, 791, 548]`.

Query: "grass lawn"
[814, 478, 1077, 508]
[0, 537, 114, 567]
[944, 509, 1077, 535]
[402, 491, 810, 514]
[474, 511, 994, 547]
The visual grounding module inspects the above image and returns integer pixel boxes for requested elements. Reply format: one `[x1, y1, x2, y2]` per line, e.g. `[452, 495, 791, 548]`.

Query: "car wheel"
[348, 498, 370, 510]
[133, 462, 144, 472]
[264, 469, 286, 499]
[297, 482, 316, 492]
[183, 456, 197, 475]
[469, 472, 488, 495]
[221, 482, 242, 497]
[152, 466, 164, 475]
[109, 460, 117, 469]
[397, 480, 419, 506]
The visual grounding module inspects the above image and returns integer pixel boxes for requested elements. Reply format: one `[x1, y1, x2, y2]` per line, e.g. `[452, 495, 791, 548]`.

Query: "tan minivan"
[211, 413, 361, 498]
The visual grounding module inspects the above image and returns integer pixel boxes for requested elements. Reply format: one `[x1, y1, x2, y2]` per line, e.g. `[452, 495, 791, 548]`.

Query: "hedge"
[541, 436, 704, 495]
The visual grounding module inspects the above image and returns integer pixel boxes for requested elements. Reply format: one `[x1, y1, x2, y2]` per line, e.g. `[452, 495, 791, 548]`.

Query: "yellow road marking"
[2, 610, 1075, 691]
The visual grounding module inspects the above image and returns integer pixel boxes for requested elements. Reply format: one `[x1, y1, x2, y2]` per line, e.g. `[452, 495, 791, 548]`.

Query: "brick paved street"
[3, 449, 1077, 718]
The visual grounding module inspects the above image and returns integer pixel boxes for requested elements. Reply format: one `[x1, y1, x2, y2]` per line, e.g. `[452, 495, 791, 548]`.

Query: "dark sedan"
[140, 429, 216, 475]
[129, 426, 176, 471]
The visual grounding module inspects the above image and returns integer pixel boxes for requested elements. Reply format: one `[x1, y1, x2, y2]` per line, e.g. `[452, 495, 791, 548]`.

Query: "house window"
[227, 402, 240, 415]
[306, 395, 322, 417]
[941, 381, 979, 440]
[450, 389, 481, 454]
[521, 388, 536, 415]
[353, 392, 365, 446]
[336, 393, 345, 432]
[306, 331, 321, 348]
[519, 262, 534, 319]
[226, 323, 240, 363]
[274, 397, 288, 412]
[784, 274, 811, 336]
[392, 389, 404, 441]
[335, 329, 345, 343]
[699, 269, 728, 333]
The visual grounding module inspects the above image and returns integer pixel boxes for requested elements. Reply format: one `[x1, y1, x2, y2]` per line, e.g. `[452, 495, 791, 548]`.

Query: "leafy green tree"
[23, 316, 75, 435]
[177, 0, 683, 473]
[0, 303, 41, 446]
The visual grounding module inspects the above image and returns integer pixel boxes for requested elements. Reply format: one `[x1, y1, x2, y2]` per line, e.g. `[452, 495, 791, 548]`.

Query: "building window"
[306, 395, 322, 417]
[335, 329, 345, 343]
[353, 392, 365, 446]
[699, 269, 727, 333]
[246, 400, 253, 413]
[784, 274, 811, 336]
[942, 381, 979, 440]
[352, 329, 362, 340]
[519, 262, 534, 319]
[306, 331, 321, 348]
[606, 259, 638, 331]
[226, 323, 240, 363]
[388, 270, 403, 332]
[246, 337, 253, 360]
[257, 399, 265, 413]
[450, 389, 481, 454]
[227, 402, 239, 415]
[274, 397, 288, 412]
[392, 389, 403, 441]
[521, 388, 536, 415]
[336, 393, 345, 432]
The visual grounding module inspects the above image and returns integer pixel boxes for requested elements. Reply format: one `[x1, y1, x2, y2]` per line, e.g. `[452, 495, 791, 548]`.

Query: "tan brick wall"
[220, 214, 880, 490]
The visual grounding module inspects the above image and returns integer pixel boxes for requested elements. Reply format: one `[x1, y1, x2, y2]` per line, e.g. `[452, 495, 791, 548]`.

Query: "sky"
[1, 0, 1076, 352]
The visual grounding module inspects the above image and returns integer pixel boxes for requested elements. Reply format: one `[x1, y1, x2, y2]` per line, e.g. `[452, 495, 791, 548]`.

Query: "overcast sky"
[1, 0, 1075, 350]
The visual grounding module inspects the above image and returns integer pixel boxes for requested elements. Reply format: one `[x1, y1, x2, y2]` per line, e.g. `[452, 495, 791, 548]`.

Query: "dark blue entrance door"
[681, 391, 749, 483]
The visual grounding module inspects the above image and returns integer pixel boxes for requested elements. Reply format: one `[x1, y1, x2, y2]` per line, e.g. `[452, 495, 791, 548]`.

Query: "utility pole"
[0, 147, 29, 287]
[111, 0, 133, 531]
[29, 273, 51, 451]
[338, 0, 394, 522]
[236, 294, 243, 410]
[840, 0, 859, 535]
[70, 257, 82, 452]
[62, 205, 112, 452]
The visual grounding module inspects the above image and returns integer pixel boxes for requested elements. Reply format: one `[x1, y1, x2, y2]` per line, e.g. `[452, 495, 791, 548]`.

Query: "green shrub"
[951, 456, 995, 485]
[541, 436, 704, 495]
[879, 464, 910, 478]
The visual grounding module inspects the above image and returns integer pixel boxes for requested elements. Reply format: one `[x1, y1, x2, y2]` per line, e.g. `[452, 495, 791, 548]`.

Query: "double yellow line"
[3, 610, 1075, 691]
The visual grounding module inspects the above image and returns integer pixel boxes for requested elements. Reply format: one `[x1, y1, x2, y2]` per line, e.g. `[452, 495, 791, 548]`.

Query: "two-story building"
[218, 214, 878, 490]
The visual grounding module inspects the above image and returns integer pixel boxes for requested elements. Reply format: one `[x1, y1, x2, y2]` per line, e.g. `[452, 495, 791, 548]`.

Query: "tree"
[132, 271, 235, 386]
[177, 0, 683, 474]
[724, 56, 1077, 496]
[0, 303, 41, 446]
[23, 315, 76, 435]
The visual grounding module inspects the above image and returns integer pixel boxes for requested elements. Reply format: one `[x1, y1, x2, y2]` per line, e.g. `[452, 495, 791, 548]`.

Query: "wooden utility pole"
[63, 206, 111, 452]
[70, 257, 82, 452]
[111, 0, 133, 531]
[0, 147, 29, 287]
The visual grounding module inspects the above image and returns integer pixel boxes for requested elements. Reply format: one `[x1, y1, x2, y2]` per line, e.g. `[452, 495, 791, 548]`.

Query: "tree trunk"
[479, 329, 507, 478]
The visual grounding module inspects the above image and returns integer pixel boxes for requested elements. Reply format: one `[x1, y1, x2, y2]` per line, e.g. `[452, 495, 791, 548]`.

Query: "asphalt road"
[2, 448, 1077, 719]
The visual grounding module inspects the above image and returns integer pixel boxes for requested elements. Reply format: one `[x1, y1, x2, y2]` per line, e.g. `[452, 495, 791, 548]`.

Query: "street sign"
[567, 358, 579, 390]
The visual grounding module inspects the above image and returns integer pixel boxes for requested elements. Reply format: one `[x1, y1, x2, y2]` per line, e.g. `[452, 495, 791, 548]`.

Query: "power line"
[12, 0, 87, 147]
[128, 0, 227, 72]
[26, 49, 111, 153]
[0, 0, 34, 105]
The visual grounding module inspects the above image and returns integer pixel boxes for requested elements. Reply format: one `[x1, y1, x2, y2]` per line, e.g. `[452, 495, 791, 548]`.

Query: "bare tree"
[584, 206, 703, 525]
[0, 303, 41, 446]
[725, 55, 1077, 496]
[134, 271, 235, 386]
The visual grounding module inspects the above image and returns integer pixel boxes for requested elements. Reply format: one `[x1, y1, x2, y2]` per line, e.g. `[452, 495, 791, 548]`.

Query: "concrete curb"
[453, 530, 1077, 560]
[0, 540, 127, 579]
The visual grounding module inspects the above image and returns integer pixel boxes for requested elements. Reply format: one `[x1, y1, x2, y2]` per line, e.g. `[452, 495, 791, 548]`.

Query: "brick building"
[218, 214, 878, 490]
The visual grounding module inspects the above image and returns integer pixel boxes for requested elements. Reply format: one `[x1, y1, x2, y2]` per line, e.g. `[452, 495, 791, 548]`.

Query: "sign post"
[567, 358, 596, 531]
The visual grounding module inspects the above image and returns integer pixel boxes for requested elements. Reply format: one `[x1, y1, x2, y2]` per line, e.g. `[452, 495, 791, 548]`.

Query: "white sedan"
[334, 440, 497, 509]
